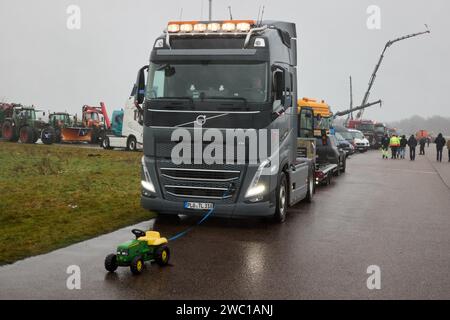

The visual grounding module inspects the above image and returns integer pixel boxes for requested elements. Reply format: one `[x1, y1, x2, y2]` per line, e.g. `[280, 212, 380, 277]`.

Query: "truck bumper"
[141, 196, 275, 218]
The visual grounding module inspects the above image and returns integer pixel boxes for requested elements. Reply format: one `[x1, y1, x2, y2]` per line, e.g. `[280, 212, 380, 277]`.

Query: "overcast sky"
[0, 0, 448, 122]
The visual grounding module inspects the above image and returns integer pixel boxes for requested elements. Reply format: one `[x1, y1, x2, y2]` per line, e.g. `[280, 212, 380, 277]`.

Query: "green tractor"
[104, 230, 170, 275]
[1, 104, 54, 144]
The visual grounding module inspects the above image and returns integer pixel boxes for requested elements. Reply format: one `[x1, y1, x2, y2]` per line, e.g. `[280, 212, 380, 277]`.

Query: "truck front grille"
[157, 162, 244, 202]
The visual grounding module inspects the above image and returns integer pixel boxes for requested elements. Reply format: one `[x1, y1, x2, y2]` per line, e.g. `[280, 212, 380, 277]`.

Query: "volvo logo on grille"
[196, 115, 206, 126]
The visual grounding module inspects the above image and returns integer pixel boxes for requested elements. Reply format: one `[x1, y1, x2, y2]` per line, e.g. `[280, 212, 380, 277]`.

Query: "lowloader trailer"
[137, 19, 315, 222]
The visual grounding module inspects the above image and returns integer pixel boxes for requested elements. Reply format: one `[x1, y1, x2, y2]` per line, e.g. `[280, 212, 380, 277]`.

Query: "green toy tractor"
[104, 229, 170, 275]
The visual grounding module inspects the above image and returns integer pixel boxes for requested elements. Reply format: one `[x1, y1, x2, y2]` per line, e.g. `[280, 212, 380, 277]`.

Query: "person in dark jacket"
[407, 135, 418, 160]
[434, 133, 446, 162]
[381, 134, 390, 159]
[399, 135, 408, 159]
[419, 137, 427, 155]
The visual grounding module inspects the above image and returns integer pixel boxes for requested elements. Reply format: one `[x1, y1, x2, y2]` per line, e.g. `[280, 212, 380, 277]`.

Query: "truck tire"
[2, 121, 18, 142]
[130, 256, 144, 275]
[41, 127, 55, 145]
[102, 136, 112, 150]
[127, 136, 137, 151]
[155, 245, 170, 266]
[273, 172, 288, 223]
[341, 158, 346, 173]
[305, 168, 314, 203]
[19, 126, 34, 144]
[104, 254, 118, 272]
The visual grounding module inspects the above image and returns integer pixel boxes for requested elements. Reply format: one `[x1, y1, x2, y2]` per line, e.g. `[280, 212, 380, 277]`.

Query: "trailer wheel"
[104, 254, 118, 272]
[155, 245, 170, 266]
[127, 136, 137, 151]
[41, 127, 55, 145]
[19, 126, 34, 144]
[273, 172, 288, 223]
[102, 136, 112, 150]
[2, 121, 18, 142]
[305, 168, 314, 203]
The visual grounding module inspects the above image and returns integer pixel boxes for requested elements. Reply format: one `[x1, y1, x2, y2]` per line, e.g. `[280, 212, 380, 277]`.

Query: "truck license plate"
[184, 201, 214, 210]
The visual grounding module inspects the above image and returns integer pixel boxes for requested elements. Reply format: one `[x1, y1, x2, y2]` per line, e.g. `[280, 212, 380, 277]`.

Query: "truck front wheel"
[305, 168, 314, 203]
[273, 172, 288, 223]
[127, 136, 137, 151]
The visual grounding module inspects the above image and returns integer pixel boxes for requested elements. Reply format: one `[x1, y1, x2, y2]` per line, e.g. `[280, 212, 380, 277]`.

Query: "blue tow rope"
[168, 207, 215, 242]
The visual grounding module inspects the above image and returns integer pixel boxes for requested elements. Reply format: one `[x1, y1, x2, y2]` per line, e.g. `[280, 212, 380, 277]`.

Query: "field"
[0, 142, 153, 265]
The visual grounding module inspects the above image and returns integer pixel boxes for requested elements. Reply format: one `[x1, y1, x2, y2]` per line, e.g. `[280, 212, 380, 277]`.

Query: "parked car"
[348, 129, 370, 152]
[335, 132, 355, 156]
[316, 135, 346, 174]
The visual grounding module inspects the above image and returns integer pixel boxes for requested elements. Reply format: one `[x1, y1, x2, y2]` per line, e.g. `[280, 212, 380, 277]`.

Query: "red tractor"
[79, 102, 111, 144]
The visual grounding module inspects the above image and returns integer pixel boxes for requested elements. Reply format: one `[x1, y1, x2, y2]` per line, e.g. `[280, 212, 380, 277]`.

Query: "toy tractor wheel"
[41, 127, 55, 145]
[2, 121, 18, 142]
[130, 256, 144, 275]
[155, 245, 170, 266]
[19, 126, 35, 144]
[104, 254, 118, 272]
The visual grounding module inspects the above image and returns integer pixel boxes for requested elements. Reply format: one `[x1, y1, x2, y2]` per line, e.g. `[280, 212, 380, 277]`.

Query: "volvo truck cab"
[139, 19, 314, 222]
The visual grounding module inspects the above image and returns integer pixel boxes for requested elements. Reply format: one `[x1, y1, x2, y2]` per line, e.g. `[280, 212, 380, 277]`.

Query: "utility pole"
[357, 27, 430, 119]
[349, 76, 353, 120]
[208, 0, 212, 21]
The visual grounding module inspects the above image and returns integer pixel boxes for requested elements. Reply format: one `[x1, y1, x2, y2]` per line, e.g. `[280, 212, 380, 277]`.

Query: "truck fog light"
[141, 180, 155, 193]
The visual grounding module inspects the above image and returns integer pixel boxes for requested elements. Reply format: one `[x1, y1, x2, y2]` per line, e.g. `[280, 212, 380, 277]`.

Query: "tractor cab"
[49, 113, 72, 128]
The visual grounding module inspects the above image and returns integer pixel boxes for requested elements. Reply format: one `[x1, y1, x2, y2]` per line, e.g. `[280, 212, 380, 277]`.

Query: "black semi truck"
[137, 19, 315, 222]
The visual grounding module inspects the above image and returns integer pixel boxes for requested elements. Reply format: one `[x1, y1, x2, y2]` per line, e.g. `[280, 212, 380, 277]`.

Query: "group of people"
[381, 133, 450, 162]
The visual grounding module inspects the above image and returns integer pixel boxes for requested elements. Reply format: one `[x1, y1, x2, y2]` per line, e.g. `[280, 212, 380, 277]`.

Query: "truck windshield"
[375, 126, 385, 133]
[146, 62, 268, 103]
[356, 124, 374, 131]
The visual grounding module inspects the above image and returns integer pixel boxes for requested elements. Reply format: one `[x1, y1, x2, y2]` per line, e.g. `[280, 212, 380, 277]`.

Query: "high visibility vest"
[390, 137, 400, 147]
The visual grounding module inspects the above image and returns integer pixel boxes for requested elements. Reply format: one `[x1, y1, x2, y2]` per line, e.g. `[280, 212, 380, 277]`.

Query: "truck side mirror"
[135, 65, 149, 105]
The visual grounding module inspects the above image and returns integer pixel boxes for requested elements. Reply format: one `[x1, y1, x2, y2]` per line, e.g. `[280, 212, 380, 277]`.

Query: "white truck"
[102, 82, 145, 151]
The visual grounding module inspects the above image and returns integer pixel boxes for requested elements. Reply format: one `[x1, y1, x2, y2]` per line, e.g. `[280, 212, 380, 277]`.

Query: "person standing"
[434, 133, 446, 162]
[390, 134, 400, 159]
[419, 137, 426, 155]
[447, 138, 450, 162]
[399, 135, 408, 159]
[407, 134, 418, 161]
[381, 134, 390, 159]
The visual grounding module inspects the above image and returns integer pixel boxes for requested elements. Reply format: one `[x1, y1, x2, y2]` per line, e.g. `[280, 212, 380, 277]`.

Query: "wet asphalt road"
[1, 147, 450, 299]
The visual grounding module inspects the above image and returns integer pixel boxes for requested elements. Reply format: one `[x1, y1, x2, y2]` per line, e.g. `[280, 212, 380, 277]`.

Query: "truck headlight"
[245, 159, 271, 199]
[141, 180, 155, 193]
[141, 156, 155, 193]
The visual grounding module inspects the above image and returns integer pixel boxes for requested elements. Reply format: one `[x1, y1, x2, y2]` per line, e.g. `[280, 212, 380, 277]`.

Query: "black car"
[316, 135, 347, 174]
[335, 132, 355, 156]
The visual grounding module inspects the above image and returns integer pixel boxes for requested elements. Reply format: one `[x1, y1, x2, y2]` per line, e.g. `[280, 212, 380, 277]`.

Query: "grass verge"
[0, 142, 153, 265]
